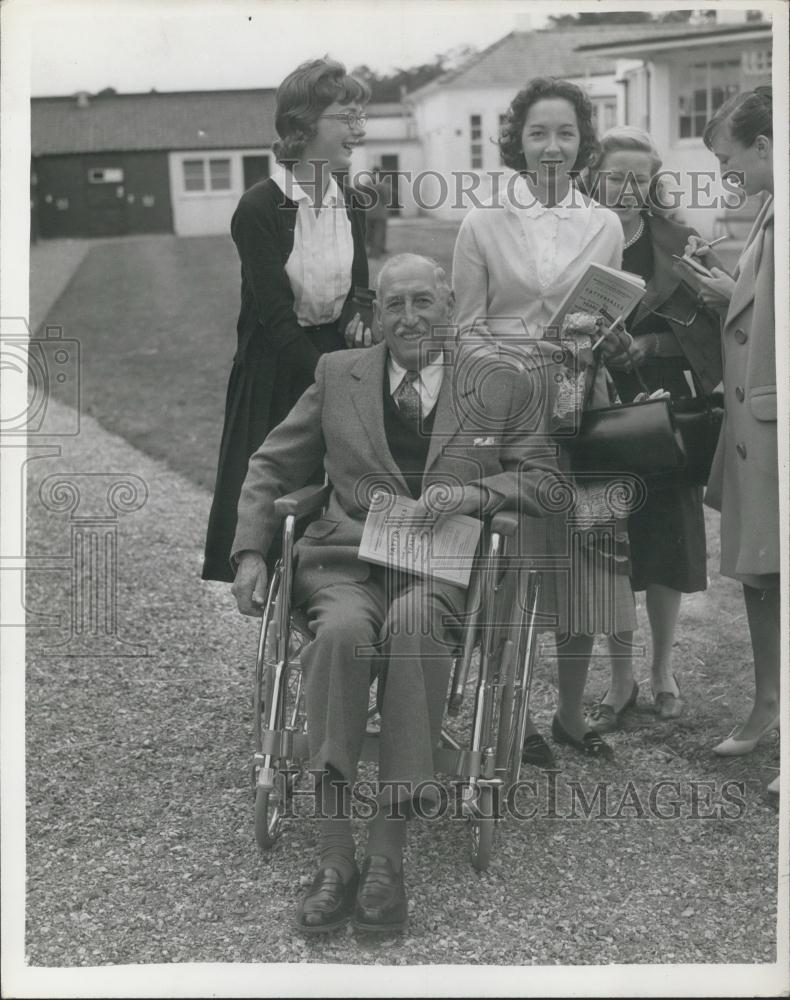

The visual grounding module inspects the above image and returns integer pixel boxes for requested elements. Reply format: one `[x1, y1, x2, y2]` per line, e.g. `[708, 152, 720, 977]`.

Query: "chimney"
[75, 91, 91, 109]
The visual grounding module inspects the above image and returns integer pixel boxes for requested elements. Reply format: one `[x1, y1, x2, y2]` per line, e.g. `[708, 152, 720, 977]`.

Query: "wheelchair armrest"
[489, 510, 519, 538]
[273, 484, 331, 520]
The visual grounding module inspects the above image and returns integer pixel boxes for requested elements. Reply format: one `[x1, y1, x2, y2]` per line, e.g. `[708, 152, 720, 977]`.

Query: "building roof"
[31, 88, 278, 156]
[410, 21, 719, 98]
[576, 20, 772, 56]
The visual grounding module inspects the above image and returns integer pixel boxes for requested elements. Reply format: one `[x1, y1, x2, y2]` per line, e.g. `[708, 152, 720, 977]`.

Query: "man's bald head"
[377, 254, 452, 303]
[373, 253, 456, 370]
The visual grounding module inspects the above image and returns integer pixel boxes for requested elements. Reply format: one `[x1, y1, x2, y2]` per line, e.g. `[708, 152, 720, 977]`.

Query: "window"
[742, 48, 772, 76]
[677, 60, 740, 139]
[88, 167, 124, 184]
[470, 114, 483, 169]
[592, 99, 617, 133]
[209, 158, 232, 191]
[183, 159, 206, 191]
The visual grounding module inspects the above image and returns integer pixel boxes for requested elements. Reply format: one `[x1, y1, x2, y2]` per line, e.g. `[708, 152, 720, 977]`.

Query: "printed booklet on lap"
[545, 262, 646, 333]
[358, 492, 482, 588]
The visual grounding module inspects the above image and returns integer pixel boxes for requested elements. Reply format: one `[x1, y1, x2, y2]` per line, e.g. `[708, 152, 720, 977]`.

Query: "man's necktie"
[395, 370, 421, 428]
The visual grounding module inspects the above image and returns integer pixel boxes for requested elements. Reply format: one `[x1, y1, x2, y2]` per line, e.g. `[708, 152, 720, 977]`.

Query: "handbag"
[663, 386, 724, 487]
[568, 354, 722, 485]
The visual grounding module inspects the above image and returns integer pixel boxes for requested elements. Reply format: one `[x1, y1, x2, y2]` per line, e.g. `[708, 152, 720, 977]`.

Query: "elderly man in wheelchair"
[231, 253, 559, 935]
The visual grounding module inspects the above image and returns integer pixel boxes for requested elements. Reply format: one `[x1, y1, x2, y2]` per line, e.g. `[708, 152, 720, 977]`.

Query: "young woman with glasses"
[203, 58, 372, 582]
[585, 126, 724, 732]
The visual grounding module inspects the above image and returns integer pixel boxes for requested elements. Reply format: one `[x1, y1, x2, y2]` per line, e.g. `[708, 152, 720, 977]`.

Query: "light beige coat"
[705, 197, 778, 582]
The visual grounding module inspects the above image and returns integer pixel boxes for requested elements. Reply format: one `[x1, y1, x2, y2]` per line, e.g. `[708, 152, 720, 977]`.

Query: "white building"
[578, 13, 773, 238]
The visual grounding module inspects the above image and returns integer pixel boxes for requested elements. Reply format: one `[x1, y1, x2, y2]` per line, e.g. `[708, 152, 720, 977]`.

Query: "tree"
[352, 45, 478, 102]
[548, 11, 654, 26]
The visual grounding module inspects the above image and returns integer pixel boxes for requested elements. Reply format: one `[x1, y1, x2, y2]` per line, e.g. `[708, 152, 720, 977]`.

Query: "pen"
[591, 313, 625, 351]
[691, 234, 728, 257]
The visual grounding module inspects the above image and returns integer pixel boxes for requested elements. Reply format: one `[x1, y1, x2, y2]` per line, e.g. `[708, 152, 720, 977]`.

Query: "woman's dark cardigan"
[202, 177, 368, 581]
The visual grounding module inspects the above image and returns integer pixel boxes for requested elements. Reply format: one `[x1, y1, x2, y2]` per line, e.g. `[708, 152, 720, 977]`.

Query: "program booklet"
[545, 262, 646, 334]
[358, 492, 483, 588]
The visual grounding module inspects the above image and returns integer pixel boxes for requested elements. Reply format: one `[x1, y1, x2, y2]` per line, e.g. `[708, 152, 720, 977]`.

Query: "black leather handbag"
[568, 358, 723, 485]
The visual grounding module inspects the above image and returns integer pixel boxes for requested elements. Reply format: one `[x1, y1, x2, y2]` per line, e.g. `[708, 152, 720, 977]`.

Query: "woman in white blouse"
[203, 58, 372, 581]
[452, 76, 636, 763]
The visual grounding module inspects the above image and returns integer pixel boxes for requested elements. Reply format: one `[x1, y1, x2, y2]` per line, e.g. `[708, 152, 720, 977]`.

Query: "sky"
[27, 0, 553, 97]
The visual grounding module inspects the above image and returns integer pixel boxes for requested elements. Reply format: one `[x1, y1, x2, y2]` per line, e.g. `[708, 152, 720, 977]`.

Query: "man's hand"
[344, 313, 374, 349]
[413, 484, 487, 520]
[231, 551, 268, 617]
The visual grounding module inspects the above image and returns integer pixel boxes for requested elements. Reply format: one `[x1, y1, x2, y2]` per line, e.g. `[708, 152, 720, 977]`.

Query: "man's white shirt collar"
[388, 352, 445, 415]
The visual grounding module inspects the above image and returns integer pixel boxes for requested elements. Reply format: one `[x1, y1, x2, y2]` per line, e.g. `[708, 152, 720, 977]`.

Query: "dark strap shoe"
[521, 732, 557, 769]
[551, 715, 614, 760]
[353, 855, 408, 933]
[294, 866, 359, 935]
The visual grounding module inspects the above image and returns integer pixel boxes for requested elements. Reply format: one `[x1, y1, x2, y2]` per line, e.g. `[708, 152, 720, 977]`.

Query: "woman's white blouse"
[452, 177, 624, 339]
[271, 164, 354, 328]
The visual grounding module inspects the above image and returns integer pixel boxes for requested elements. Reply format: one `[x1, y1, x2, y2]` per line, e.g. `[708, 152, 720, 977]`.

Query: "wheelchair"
[250, 482, 542, 871]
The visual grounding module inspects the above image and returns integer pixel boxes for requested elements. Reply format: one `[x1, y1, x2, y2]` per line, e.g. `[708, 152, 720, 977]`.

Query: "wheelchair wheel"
[468, 784, 495, 872]
[252, 561, 308, 852]
[254, 771, 291, 850]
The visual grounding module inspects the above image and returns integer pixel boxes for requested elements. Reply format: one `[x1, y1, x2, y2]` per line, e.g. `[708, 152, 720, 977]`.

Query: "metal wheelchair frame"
[250, 483, 542, 871]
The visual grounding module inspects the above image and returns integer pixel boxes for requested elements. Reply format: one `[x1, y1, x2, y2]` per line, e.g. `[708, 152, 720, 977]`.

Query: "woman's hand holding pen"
[593, 316, 637, 369]
[679, 236, 735, 315]
[682, 234, 727, 273]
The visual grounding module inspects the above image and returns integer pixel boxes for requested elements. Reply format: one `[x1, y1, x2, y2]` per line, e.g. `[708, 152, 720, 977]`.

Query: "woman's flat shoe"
[712, 714, 780, 756]
[652, 674, 683, 721]
[766, 774, 780, 795]
[589, 681, 639, 733]
[551, 715, 613, 760]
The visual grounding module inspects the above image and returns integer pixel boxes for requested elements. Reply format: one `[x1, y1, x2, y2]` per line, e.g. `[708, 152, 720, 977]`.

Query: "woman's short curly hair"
[498, 76, 599, 174]
[273, 57, 371, 164]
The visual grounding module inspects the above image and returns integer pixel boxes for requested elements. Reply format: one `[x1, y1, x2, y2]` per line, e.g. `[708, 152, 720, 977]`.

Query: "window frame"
[469, 113, 484, 170]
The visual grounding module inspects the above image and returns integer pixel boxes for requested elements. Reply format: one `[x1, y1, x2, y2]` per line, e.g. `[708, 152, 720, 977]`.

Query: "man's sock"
[317, 767, 356, 884]
[364, 798, 409, 871]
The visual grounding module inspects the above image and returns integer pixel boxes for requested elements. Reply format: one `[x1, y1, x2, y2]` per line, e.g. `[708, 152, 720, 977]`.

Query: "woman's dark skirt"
[611, 361, 708, 594]
[202, 323, 345, 582]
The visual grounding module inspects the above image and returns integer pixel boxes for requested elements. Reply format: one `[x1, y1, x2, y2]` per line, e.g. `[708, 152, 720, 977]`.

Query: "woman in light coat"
[679, 87, 779, 789]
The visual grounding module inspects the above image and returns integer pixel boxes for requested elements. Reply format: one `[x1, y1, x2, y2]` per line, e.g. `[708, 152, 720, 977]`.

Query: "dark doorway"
[243, 155, 271, 189]
[85, 167, 128, 236]
[379, 154, 401, 216]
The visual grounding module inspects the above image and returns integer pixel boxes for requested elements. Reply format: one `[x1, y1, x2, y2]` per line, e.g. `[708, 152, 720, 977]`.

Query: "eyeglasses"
[649, 303, 699, 327]
[319, 111, 368, 128]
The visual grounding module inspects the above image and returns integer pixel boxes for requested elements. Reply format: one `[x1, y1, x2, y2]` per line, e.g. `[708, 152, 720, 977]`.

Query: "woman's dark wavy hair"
[703, 85, 772, 150]
[273, 57, 371, 163]
[498, 76, 599, 174]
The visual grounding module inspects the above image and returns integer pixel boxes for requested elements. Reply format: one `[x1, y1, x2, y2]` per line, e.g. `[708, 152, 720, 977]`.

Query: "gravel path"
[22, 400, 781, 972]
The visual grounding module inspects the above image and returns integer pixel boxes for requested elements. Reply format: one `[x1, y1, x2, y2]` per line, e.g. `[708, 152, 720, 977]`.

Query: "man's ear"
[755, 133, 772, 158]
